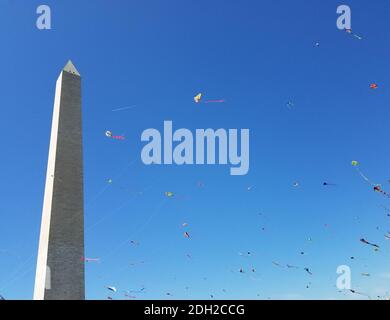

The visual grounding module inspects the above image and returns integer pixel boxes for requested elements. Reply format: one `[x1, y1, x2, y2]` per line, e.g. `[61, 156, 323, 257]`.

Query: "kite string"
[355, 167, 376, 186]
[85, 175, 163, 233]
[100, 197, 168, 262]
[111, 105, 137, 112]
[93, 198, 169, 285]
[0, 254, 35, 292]
[85, 196, 137, 233]
[85, 159, 137, 214]
[0, 160, 138, 293]
[0, 263, 35, 294]
[355, 166, 390, 197]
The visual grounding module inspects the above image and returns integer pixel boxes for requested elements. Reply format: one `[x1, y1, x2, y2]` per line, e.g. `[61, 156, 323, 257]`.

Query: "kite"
[184, 232, 190, 239]
[352, 161, 376, 186]
[83, 257, 100, 263]
[349, 289, 370, 298]
[374, 185, 390, 198]
[182, 223, 189, 227]
[370, 83, 378, 90]
[194, 93, 202, 103]
[193, 93, 225, 104]
[360, 238, 380, 249]
[130, 240, 140, 246]
[286, 101, 295, 109]
[105, 130, 125, 140]
[314, 42, 320, 47]
[287, 264, 299, 269]
[239, 252, 252, 257]
[165, 192, 174, 198]
[106, 286, 117, 293]
[0, 295, 5, 300]
[304, 268, 313, 275]
[384, 233, 390, 240]
[272, 261, 284, 268]
[361, 273, 371, 277]
[345, 29, 363, 40]
[239, 268, 245, 273]
[129, 261, 145, 267]
[323, 182, 337, 186]
[107, 297, 113, 300]
[196, 181, 205, 188]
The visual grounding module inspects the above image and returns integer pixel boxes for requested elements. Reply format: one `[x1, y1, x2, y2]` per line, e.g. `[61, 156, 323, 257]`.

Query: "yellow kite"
[194, 93, 202, 103]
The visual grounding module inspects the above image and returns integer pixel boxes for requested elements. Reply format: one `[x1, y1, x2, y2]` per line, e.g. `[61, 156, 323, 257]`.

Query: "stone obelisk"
[34, 61, 85, 300]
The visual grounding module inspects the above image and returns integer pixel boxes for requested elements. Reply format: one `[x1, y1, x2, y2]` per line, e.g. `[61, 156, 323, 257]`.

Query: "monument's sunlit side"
[34, 61, 85, 300]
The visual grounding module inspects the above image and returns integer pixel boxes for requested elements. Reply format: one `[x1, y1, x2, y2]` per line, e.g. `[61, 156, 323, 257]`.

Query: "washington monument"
[34, 61, 85, 300]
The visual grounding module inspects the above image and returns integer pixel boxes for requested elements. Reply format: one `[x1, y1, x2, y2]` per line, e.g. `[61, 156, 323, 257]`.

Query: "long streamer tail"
[205, 99, 225, 104]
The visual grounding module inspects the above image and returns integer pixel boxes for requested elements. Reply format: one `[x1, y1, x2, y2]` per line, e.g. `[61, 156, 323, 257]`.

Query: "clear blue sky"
[1, 0, 390, 300]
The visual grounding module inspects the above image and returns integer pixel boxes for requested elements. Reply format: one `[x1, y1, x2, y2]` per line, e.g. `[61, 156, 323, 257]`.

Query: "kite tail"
[205, 99, 225, 104]
[355, 167, 375, 186]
